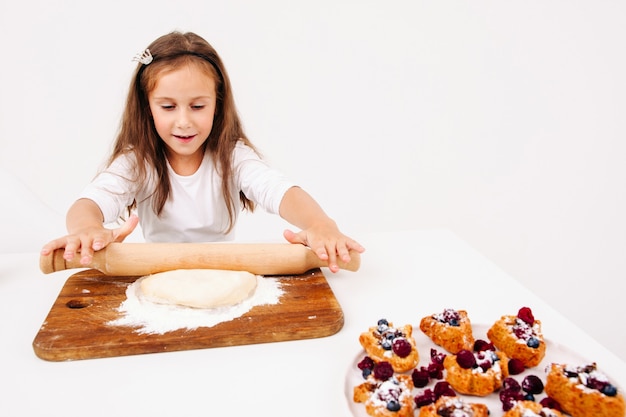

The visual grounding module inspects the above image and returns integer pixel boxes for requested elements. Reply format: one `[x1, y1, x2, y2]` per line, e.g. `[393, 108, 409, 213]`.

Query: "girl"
[41, 31, 364, 273]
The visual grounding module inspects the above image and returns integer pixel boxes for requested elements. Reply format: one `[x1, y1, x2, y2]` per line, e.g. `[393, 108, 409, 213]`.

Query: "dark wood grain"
[32, 268, 343, 361]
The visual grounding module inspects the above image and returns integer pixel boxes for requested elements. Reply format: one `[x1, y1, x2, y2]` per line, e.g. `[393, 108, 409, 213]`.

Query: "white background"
[1, 1, 624, 361]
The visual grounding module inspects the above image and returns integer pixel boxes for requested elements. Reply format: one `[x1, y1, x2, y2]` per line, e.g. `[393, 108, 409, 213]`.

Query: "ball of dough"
[139, 269, 258, 309]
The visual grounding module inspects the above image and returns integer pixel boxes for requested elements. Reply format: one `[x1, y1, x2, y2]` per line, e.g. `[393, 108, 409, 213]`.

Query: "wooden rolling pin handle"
[39, 243, 361, 276]
[40, 249, 76, 275]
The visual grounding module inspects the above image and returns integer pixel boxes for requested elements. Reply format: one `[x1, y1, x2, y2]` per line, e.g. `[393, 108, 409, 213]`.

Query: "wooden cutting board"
[32, 268, 343, 361]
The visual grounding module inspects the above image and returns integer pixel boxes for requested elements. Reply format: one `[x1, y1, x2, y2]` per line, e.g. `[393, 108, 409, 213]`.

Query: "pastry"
[487, 306, 546, 368]
[443, 347, 509, 396]
[545, 362, 625, 417]
[502, 400, 564, 417]
[354, 372, 415, 417]
[359, 319, 419, 373]
[418, 395, 490, 417]
[420, 308, 474, 354]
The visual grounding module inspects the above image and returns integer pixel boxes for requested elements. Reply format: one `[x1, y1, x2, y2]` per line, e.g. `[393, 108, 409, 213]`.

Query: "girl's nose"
[176, 109, 192, 128]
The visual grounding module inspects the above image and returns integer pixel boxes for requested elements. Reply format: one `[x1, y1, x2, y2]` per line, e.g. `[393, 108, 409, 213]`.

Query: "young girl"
[41, 31, 364, 273]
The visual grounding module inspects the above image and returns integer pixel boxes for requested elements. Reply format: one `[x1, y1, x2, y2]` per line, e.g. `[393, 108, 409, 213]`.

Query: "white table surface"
[1, 229, 624, 416]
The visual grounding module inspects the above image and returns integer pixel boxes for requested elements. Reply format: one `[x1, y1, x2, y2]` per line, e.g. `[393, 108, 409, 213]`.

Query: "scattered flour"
[107, 275, 283, 334]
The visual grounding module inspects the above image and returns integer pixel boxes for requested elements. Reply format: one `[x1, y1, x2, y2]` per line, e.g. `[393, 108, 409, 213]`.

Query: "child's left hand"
[282, 223, 365, 273]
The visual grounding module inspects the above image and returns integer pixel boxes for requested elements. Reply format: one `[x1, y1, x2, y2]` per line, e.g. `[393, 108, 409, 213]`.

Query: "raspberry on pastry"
[443, 346, 509, 396]
[418, 395, 490, 417]
[354, 370, 415, 417]
[545, 362, 625, 417]
[419, 308, 475, 354]
[359, 319, 420, 373]
[487, 306, 546, 368]
[502, 400, 564, 417]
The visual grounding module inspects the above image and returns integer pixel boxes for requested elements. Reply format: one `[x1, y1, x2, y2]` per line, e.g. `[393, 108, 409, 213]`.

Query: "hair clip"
[132, 48, 153, 65]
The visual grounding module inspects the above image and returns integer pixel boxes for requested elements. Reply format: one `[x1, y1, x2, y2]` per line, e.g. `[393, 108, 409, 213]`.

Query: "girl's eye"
[161, 105, 175, 110]
[191, 105, 205, 110]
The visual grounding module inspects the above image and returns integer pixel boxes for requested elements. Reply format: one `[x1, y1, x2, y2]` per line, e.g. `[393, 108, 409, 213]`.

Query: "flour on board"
[107, 275, 283, 334]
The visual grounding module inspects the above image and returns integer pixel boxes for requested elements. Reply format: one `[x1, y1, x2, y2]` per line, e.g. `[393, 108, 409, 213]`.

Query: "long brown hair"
[110, 31, 256, 233]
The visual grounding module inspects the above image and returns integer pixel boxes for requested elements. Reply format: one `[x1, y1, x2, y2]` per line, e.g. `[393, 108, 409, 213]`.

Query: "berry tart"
[418, 395, 490, 417]
[487, 307, 546, 368]
[502, 400, 564, 417]
[353, 361, 415, 417]
[359, 319, 420, 373]
[443, 344, 509, 396]
[419, 308, 475, 354]
[544, 362, 625, 417]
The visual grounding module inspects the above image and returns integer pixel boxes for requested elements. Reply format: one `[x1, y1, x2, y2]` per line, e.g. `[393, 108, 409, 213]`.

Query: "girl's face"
[148, 63, 217, 174]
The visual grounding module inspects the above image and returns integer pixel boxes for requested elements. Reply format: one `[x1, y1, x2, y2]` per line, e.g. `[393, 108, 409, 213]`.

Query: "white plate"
[345, 323, 616, 417]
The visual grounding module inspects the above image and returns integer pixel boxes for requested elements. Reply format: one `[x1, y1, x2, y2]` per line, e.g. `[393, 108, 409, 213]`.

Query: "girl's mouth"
[174, 134, 196, 142]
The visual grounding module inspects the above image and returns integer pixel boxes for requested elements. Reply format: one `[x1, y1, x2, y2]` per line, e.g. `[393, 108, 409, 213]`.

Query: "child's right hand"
[40, 215, 139, 266]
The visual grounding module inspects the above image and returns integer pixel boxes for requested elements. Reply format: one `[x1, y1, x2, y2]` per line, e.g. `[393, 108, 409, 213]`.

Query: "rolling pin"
[40, 242, 361, 276]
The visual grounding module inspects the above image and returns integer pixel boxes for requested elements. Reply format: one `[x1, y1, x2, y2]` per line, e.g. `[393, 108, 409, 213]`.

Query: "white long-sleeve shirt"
[79, 142, 294, 242]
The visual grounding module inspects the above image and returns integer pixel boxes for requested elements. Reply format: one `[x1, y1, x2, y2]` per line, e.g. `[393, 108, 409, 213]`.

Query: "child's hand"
[283, 223, 365, 273]
[40, 215, 139, 266]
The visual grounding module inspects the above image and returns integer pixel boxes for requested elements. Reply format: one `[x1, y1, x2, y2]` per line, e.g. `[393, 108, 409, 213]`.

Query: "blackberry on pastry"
[502, 400, 564, 417]
[359, 319, 420, 373]
[354, 364, 415, 417]
[420, 308, 475, 354]
[544, 362, 625, 417]
[487, 307, 546, 368]
[443, 344, 509, 396]
[418, 395, 490, 417]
